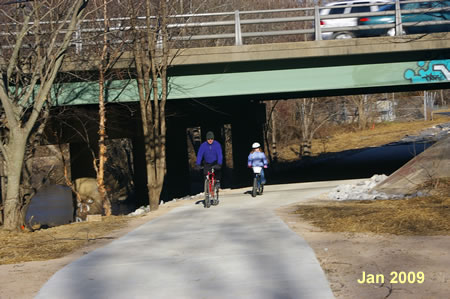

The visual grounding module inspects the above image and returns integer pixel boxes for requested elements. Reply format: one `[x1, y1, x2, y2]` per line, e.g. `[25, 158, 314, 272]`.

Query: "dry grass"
[278, 115, 450, 161]
[0, 215, 131, 265]
[287, 117, 450, 236]
[292, 180, 450, 236]
[317, 118, 448, 153]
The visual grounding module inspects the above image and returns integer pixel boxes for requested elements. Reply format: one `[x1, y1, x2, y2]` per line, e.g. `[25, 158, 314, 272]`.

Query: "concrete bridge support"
[48, 99, 267, 208]
[231, 102, 266, 188]
[163, 99, 267, 198]
[165, 123, 191, 199]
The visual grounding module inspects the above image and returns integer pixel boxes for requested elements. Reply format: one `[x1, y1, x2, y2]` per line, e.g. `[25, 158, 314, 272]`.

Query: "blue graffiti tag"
[404, 60, 450, 83]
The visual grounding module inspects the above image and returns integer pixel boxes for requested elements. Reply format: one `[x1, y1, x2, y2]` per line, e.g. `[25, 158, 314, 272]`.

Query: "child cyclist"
[247, 142, 268, 185]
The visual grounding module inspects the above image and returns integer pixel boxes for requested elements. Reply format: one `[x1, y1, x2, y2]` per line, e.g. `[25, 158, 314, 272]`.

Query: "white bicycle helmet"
[252, 142, 261, 149]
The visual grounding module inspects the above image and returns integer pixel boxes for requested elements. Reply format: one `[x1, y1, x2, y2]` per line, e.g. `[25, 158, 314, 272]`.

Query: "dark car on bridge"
[356, 0, 450, 37]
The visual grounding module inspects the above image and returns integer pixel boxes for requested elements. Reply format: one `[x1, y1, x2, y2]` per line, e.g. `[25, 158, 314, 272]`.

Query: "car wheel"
[386, 28, 406, 36]
[332, 32, 354, 39]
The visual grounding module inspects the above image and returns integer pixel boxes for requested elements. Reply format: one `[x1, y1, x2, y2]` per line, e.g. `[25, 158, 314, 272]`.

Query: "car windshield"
[329, 4, 346, 14]
[378, 4, 394, 11]
[378, 1, 435, 11]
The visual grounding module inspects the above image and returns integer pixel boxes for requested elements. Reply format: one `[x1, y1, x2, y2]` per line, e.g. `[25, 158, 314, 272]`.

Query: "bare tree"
[296, 98, 334, 157]
[264, 100, 279, 163]
[0, 0, 89, 230]
[348, 94, 377, 130]
[128, 0, 171, 211]
[90, 0, 128, 216]
[91, 0, 136, 216]
[96, 0, 111, 216]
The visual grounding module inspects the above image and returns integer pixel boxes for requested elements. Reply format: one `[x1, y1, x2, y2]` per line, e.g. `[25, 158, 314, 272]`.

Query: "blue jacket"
[248, 151, 268, 167]
[196, 140, 223, 165]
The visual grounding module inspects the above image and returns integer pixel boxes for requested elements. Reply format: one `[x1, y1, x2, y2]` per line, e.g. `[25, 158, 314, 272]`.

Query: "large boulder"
[74, 177, 104, 222]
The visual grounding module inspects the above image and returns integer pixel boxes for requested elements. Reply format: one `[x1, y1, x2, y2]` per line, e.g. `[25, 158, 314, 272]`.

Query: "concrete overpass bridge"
[59, 32, 450, 105]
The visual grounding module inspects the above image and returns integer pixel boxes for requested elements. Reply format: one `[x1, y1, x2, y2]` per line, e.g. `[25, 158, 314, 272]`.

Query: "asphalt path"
[36, 179, 364, 299]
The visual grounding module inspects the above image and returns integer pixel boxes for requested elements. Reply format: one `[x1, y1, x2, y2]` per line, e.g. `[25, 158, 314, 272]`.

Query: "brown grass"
[292, 180, 450, 235]
[287, 118, 450, 236]
[278, 115, 450, 161]
[317, 118, 448, 153]
[0, 215, 131, 265]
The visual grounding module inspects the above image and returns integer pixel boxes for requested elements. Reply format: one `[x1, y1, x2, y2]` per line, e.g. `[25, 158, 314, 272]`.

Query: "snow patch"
[327, 174, 424, 201]
[128, 205, 150, 216]
[128, 194, 203, 216]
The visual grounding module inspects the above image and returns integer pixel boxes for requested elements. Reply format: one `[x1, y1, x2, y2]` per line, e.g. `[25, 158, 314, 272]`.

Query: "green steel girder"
[53, 58, 450, 106]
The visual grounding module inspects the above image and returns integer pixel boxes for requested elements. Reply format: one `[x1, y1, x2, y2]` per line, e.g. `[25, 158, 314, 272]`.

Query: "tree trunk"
[96, 0, 112, 217]
[147, 161, 164, 211]
[440, 89, 445, 107]
[299, 99, 313, 157]
[143, 117, 167, 211]
[357, 103, 368, 130]
[98, 69, 111, 216]
[271, 102, 278, 162]
[3, 134, 27, 230]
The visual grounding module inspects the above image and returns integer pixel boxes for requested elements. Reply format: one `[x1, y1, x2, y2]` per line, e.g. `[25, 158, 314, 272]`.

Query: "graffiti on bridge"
[404, 60, 450, 83]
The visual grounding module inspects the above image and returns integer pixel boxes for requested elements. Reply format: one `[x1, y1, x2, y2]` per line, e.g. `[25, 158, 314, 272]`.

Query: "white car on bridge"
[320, 0, 390, 39]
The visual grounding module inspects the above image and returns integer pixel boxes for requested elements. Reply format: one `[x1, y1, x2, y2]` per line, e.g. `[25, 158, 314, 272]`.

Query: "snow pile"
[128, 194, 203, 216]
[161, 194, 203, 204]
[128, 205, 151, 216]
[327, 174, 405, 201]
[398, 122, 450, 143]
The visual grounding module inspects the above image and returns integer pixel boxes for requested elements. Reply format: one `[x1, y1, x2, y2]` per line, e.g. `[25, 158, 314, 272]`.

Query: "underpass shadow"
[261, 141, 434, 186]
[183, 141, 434, 199]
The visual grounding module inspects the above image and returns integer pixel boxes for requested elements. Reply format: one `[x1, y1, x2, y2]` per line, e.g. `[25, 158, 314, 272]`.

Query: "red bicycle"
[203, 166, 219, 208]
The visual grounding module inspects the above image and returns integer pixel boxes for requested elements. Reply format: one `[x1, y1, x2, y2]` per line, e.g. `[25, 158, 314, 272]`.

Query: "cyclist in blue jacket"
[196, 131, 223, 187]
[248, 142, 268, 185]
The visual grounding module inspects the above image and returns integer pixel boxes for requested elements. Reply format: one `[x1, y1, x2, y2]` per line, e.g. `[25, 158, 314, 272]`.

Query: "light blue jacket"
[248, 151, 268, 167]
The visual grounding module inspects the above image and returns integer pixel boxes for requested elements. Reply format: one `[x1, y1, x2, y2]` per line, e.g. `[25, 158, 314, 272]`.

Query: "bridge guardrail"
[0, 0, 448, 54]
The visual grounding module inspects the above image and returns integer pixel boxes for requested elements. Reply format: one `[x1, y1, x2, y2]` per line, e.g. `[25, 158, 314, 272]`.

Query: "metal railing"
[0, 0, 448, 54]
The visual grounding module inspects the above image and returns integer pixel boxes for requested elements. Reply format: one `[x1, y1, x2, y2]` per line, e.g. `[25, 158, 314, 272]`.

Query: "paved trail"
[36, 179, 363, 299]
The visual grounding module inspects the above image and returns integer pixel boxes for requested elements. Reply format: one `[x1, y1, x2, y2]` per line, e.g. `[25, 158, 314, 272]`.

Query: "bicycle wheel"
[252, 176, 258, 197]
[212, 182, 219, 205]
[204, 179, 211, 208]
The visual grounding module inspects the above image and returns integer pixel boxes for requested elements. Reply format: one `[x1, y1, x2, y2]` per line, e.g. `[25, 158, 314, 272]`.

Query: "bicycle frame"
[252, 166, 264, 197]
[203, 167, 219, 208]
[206, 168, 216, 198]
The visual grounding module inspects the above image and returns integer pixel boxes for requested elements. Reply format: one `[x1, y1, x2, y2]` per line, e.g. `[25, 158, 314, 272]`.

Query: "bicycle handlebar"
[196, 164, 221, 171]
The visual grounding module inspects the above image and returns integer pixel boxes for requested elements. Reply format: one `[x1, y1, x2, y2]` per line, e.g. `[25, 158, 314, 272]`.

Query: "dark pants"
[203, 162, 221, 181]
[259, 168, 266, 185]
